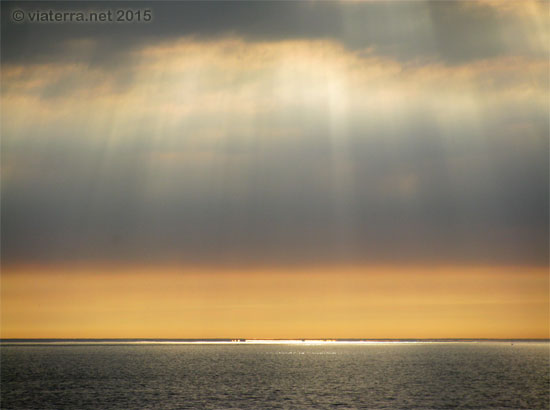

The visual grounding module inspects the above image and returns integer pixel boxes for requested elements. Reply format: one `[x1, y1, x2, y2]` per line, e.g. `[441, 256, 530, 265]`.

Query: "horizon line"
[2, 338, 549, 344]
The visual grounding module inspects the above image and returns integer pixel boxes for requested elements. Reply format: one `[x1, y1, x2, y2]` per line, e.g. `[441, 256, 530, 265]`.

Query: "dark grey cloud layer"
[2, 1, 547, 67]
[2, 105, 548, 266]
[2, 1, 548, 267]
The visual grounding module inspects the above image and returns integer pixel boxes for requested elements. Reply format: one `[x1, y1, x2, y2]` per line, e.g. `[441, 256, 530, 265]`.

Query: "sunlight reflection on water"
[2, 342, 549, 409]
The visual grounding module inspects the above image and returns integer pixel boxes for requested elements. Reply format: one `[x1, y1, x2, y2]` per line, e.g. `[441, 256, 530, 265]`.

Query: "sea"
[1, 340, 548, 409]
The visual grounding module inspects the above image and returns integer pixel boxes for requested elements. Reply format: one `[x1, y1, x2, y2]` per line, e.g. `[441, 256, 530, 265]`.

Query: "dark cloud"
[2, 104, 548, 267]
[2, 1, 548, 268]
[1, 1, 547, 67]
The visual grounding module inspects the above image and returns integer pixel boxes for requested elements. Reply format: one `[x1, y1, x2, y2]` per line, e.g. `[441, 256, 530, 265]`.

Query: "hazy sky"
[1, 1, 548, 338]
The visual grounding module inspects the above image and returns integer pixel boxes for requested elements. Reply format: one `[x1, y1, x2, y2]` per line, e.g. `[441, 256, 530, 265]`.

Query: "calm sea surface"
[1, 341, 549, 409]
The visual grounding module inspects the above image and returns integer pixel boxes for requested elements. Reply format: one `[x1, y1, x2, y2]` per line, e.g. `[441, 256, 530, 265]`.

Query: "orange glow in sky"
[2, 265, 547, 339]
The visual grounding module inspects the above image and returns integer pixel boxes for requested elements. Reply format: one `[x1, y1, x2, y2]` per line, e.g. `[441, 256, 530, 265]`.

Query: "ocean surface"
[1, 340, 548, 409]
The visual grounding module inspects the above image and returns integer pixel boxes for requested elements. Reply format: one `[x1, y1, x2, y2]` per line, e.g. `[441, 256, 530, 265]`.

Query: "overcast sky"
[2, 0, 548, 267]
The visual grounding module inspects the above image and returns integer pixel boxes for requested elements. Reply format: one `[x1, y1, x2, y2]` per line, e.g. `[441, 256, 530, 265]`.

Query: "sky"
[1, 0, 548, 339]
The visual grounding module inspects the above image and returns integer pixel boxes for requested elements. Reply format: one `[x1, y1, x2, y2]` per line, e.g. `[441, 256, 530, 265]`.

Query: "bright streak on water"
[0, 339, 518, 346]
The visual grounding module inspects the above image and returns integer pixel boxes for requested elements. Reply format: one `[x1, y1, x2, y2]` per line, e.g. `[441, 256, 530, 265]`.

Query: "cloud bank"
[2, 2, 548, 267]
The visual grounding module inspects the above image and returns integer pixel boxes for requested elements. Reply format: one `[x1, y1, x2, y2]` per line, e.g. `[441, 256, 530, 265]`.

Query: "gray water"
[1, 342, 549, 409]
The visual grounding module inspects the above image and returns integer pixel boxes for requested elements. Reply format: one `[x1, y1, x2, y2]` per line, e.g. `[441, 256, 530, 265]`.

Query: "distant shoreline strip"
[1, 339, 548, 346]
